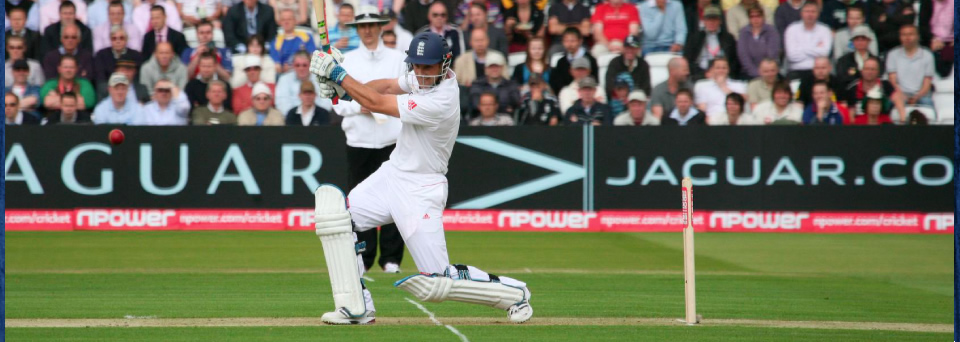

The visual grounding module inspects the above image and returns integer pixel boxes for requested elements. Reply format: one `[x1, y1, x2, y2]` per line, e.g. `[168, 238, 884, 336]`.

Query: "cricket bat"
[313, 0, 338, 104]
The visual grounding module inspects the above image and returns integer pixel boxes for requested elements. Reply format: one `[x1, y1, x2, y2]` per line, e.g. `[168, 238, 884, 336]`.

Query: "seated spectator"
[694, 57, 747, 118]
[142, 5, 188, 58]
[269, 9, 317, 73]
[802, 80, 846, 125]
[140, 42, 189, 94]
[545, 0, 590, 55]
[754, 82, 803, 124]
[285, 82, 331, 126]
[136, 79, 190, 125]
[381, 9, 413, 52]
[381, 30, 399, 49]
[92, 26, 143, 86]
[6, 8, 43, 60]
[192, 80, 237, 125]
[613, 90, 659, 126]
[469, 54, 522, 117]
[399, 0, 438, 34]
[7, 60, 43, 119]
[453, 28, 506, 86]
[683, 6, 738, 81]
[708, 93, 757, 125]
[93, 1, 141, 53]
[41, 1, 94, 53]
[640, 0, 686, 54]
[223, 0, 277, 53]
[40, 56, 97, 113]
[604, 35, 651, 97]
[503, 0, 545, 53]
[514, 73, 561, 125]
[649, 57, 691, 119]
[853, 87, 893, 125]
[132, 0, 183, 35]
[607, 80, 632, 115]
[275, 51, 331, 114]
[843, 57, 905, 122]
[565, 77, 612, 125]
[185, 53, 234, 108]
[907, 110, 929, 125]
[268, 0, 308, 26]
[797, 57, 842, 107]
[746, 59, 779, 109]
[727, 0, 772, 40]
[238, 82, 284, 125]
[230, 36, 277, 87]
[818, 0, 848, 30]
[232, 56, 275, 114]
[737, 5, 780, 79]
[832, 6, 877, 62]
[43, 91, 91, 124]
[886, 25, 935, 107]
[467, 2, 508, 56]
[424, 1, 466, 60]
[783, 2, 832, 80]
[834, 26, 877, 88]
[774, 0, 803, 39]
[182, 20, 234, 78]
[177, 0, 223, 28]
[590, 0, 640, 56]
[470, 91, 516, 126]
[5, 93, 42, 125]
[511, 37, 550, 86]
[5, 37, 45, 87]
[92, 73, 140, 124]
[329, 4, 360, 53]
[868, 0, 915, 53]
[549, 28, 598, 95]
[42, 24, 95, 80]
[558, 57, 607, 113]
[919, 0, 953, 77]
[684, 0, 722, 36]
[455, 0, 504, 29]
[97, 58, 151, 104]
[660, 88, 706, 126]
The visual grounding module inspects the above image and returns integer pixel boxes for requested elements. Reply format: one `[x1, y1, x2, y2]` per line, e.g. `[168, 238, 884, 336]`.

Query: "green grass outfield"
[6, 231, 952, 341]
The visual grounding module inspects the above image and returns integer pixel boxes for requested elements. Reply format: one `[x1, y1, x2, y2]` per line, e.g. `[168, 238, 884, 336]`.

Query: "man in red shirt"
[590, 0, 640, 57]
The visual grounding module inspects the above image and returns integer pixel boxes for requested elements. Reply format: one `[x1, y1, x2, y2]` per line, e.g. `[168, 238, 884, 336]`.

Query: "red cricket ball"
[109, 129, 125, 145]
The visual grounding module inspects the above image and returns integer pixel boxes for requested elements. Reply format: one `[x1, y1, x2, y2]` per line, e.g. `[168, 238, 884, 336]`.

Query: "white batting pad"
[314, 184, 366, 316]
[395, 274, 527, 310]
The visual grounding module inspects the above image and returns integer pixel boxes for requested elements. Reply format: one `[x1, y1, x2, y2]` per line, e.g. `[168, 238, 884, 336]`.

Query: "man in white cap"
[468, 52, 520, 118]
[835, 26, 878, 89]
[92, 72, 141, 124]
[613, 90, 658, 126]
[333, 4, 409, 274]
[238, 82, 284, 125]
[233, 55, 274, 113]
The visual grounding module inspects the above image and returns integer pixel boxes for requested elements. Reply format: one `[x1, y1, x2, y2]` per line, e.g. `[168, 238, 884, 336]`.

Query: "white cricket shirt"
[390, 70, 461, 174]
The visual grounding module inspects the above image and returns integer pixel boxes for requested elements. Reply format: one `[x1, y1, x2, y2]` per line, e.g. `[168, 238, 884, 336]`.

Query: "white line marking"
[405, 298, 469, 342]
[362, 276, 375, 282]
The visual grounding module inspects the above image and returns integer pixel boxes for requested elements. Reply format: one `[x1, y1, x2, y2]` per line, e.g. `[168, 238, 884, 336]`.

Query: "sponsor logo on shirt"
[408, 99, 418, 110]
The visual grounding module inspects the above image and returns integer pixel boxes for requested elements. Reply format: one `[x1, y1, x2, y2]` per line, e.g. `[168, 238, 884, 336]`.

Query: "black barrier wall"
[4, 126, 952, 210]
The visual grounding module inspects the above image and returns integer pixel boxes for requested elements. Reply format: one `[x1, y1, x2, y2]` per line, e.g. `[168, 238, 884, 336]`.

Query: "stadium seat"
[644, 52, 679, 68]
[933, 93, 954, 125]
[183, 27, 227, 49]
[650, 67, 668, 87]
[789, 79, 800, 94]
[891, 105, 936, 123]
[933, 68, 953, 93]
[598, 66, 608, 89]
[550, 53, 563, 68]
[597, 53, 619, 69]
[508, 52, 527, 69]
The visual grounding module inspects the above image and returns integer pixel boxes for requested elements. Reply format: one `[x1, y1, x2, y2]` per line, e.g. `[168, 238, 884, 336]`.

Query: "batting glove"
[317, 80, 352, 101]
[310, 49, 347, 84]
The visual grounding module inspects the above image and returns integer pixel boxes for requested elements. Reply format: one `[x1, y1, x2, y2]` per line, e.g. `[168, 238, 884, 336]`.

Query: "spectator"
[773, 0, 803, 38]
[96, 58, 151, 104]
[39, 0, 88, 33]
[660, 88, 706, 125]
[223, 0, 277, 53]
[514, 73, 561, 125]
[466, 2, 508, 56]
[886, 25, 935, 107]
[43, 92, 91, 124]
[783, 2, 831, 80]
[185, 53, 234, 107]
[238, 82, 284, 125]
[708, 93, 757, 125]
[565, 77, 612, 126]
[5, 37, 45, 87]
[907, 110, 929, 125]
[470, 53, 522, 117]
[727, 0, 774, 40]
[92, 26, 142, 86]
[832, 6, 877, 62]
[558, 57, 607, 113]
[746, 58, 779, 109]
[6, 8, 42, 60]
[868, 0, 915, 53]
[607, 80, 631, 114]
[639, 0, 687, 54]
[503, 0, 544, 53]
[400, 0, 449, 34]
[545, 0, 590, 55]
[40, 56, 96, 113]
[5, 93, 43, 125]
[754, 82, 803, 124]
[93, 1, 141, 53]
[683, 5, 738, 81]
[694, 57, 747, 118]
[268, 9, 317, 73]
[7, 60, 43, 117]
[802, 80, 846, 125]
[182, 20, 234, 78]
[137, 79, 191, 125]
[132, 0, 183, 35]
[817, 0, 848, 30]
[424, 1, 466, 60]
[268, 0, 308, 26]
[382, 30, 399, 49]
[453, 28, 506, 86]
[549, 28, 598, 95]
[381, 9, 413, 52]
[918, 0, 953, 77]
[140, 42, 189, 93]
[470, 92, 516, 126]
[650, 57, 691, 119]
[590, 0, 640, 56]
[511, 37, 550, 86]
[737, 5, 780, 79]
[6, 0, 34, 19]
[797, 57, 841, 107]
[852, 87, 893, 125]
[843, 57, 904, 120]
[42, 23, 95, 80]
[92, 72, 139, 124]
[329, 4, 361, 52]
[613, 90, 659, 126]
[177, 0, 223, 27]
[685, 0, 724, 34]
[141, 5, 188, 58]
[275, 51, 331, 114]
[455, 0, 504, 29]
[286, 81, 331, 126]
[834, 26, 877, 89]
[604, 35, 651, 97]
[230, 36, 277, 87]
[232, 56, 275, 113]
[192, 80, 237, 125]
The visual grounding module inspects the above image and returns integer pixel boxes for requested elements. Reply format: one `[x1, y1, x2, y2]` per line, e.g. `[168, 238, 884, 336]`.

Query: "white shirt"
[393, 25, 414, 53]
[706, 111, 758, 125]
[298, 105, 314, 126]
[136, 91, 191, 125]
[333, 41, 406, 149]
[392, 70, 461, 174]
[558, 82, 607, 114]
[783, 22, 832, 71]
[753, 101, 803, 124]
[693, 78, 746, 118]
[6, 111, 24, 125]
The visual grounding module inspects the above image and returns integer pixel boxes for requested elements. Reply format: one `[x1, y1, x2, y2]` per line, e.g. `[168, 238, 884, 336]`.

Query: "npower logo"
[923, 214, 954, 231]
[77, 209, 176, 227]
[709, 211, 809, 230]
[498, 211, 597, 229]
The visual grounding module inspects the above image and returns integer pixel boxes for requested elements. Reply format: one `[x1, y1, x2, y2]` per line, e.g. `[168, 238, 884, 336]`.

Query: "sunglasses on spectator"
[62, 35, 79, 39]
[8, 45, 24, 50]
[111, 36, 126, 41]
[431, 12, 447, 17]
[155, 88, 172, 93]
[254, 96, 271, 101]
[294, 63, 309, 67]
[6, 102, 18, 106]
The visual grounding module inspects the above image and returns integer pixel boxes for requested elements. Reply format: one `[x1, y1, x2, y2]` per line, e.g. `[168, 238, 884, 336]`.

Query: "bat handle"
[326, 46, 339, 105]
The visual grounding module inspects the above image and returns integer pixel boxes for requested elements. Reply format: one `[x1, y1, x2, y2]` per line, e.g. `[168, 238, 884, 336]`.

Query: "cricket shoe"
[321, 308, 376, 325]
[383, 262, 401, 273]
[507, 287, 533, 323]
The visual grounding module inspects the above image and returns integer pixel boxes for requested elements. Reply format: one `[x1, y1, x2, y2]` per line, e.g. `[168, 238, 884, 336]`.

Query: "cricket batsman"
[309, 31, 534, 325]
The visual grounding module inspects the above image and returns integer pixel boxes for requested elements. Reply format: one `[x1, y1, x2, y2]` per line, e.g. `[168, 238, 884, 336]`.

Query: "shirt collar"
[58, 46, 79, 55]
[7, 111, 24, 125]
[670, 107, 697, 124]
[245, 4, 258, 16]
[208, 103, 224, 113]
[360, 41, 387, 58]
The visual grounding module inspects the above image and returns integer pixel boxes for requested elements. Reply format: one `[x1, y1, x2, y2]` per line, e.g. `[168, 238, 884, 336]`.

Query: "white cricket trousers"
[347, 161, 450, 274]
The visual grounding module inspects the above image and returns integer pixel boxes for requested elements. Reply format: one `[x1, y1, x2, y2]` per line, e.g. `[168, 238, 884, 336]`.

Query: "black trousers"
[347, 144, 405, 270]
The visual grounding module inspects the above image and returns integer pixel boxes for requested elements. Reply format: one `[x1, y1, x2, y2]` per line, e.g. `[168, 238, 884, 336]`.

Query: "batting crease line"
[405, 298, 469, 342]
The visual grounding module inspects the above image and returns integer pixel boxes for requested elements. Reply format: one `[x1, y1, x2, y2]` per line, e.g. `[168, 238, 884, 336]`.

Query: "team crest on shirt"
[408, 99, 418, 110]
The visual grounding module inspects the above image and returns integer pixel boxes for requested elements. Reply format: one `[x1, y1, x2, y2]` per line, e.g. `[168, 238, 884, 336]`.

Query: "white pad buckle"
[314, 184, 365, 317]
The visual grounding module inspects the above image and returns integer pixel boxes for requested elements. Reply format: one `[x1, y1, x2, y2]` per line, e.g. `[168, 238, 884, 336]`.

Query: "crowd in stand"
[3, 0, 952, 126]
